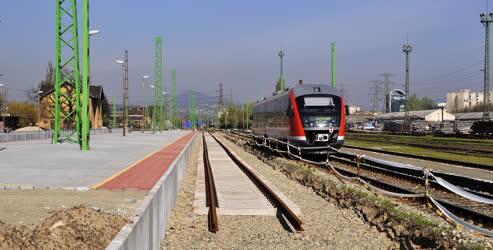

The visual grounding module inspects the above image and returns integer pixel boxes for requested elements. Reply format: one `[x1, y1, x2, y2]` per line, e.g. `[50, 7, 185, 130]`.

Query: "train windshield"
[296, 95, 341, 128]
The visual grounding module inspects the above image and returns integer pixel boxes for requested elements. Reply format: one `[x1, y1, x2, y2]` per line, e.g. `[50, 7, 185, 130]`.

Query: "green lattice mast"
[54, 0, 82, 145]
[81, 0, 91, 150]
[170, 69, 177, 129]
[278, 49, 285, 92]
[152, 36, 164, 132]
[331, 42, 336, 88]
[194, 94, 197, 128]
[189, 91, 197, 129]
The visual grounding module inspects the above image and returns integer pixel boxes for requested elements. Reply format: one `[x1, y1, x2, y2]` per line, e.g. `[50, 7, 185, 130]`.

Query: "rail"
[202, 132, 219, 232]
[224, 130, 493, 237]
[209, 131, 304, 231]
[343, 144, 493, 172]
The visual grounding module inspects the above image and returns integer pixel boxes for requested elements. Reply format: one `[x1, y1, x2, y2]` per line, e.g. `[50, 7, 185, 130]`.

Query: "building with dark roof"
[38, 83, 106, 129]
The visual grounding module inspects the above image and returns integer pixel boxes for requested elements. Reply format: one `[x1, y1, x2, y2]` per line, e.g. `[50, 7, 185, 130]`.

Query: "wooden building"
[38, 83, 106, 129]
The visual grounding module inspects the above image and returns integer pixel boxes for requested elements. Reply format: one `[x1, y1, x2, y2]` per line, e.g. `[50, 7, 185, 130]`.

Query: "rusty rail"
[209, 132, 304, 232]
[202, 132, 219, 233]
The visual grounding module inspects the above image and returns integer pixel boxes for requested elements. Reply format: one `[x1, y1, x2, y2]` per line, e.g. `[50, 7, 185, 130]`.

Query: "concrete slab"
[0, 130, 187, 188]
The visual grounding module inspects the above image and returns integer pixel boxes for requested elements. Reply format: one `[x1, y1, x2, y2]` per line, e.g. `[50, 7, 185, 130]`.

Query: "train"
[251, 82, 346, 152]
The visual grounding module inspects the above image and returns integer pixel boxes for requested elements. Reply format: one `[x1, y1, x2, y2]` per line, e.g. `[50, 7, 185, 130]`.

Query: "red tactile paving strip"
[98, 132, 196, 190]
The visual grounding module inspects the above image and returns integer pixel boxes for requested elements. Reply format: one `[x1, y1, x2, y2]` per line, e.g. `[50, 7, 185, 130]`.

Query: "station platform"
[0, 130, 189, 188]
[97, 131, 197, 190]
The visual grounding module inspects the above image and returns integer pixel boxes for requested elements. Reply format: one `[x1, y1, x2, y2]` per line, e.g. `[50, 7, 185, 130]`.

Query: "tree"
[406, 95, 436, 111]
[0, 88, 7, 111]
[7, 101, 37, 127]
[101, 95, 110, 127]
[421, 97, 436, 110]
[407, 95, 420, 111]
[25, 87, 39, 103]
[456, 102, 493, 113]
[39, 61, 55, 89]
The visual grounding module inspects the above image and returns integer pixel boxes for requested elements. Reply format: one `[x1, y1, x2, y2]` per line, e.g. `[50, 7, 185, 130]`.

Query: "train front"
[291, 84, 346, 149]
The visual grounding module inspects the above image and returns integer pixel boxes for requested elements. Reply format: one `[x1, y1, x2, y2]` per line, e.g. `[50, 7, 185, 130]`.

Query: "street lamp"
[89, 29, 100, 36]
[163, 91, 167, 129]
[116, 57, 127, 136]
[142, 75, 152, 131]
[81, 27, 100, 150]
[0, 83, 4, 116]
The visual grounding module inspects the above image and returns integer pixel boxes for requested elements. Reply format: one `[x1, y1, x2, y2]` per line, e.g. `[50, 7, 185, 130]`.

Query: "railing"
[0, 128, 112, 143]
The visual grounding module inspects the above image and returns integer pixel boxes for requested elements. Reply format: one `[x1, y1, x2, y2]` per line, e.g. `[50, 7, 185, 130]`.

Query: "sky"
[0, 0, 489, 109]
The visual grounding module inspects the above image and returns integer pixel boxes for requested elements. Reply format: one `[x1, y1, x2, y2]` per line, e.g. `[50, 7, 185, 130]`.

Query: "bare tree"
[39, 61, 55, 89]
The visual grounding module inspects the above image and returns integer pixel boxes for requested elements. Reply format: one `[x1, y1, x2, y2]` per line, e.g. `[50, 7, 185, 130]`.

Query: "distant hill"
[177, 90, 216, 108]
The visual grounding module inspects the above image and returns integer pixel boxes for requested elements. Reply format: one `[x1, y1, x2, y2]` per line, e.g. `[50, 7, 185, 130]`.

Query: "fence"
[0, 128, 112, 143]
[106, 132, 197, 250]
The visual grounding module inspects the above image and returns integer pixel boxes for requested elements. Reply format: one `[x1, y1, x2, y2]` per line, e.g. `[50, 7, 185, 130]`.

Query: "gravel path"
[162, 135, 397, 249]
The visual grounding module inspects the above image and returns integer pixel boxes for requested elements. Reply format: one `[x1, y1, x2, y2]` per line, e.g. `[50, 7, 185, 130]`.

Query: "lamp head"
[89, 30, 100, 36]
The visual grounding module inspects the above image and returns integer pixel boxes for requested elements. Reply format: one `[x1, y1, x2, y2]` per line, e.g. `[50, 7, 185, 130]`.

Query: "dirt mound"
[0, 206, 129, 250]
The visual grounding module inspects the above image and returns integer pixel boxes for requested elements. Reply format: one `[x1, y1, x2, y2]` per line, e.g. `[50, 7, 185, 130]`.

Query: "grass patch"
[344, 139, 493, 166]
[347, 132, 493, 147]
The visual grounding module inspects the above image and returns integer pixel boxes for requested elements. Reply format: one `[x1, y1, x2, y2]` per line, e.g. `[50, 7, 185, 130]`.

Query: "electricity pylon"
[277, 49, 285, 92]
[189, 91, 197, 129]
[81, 0, 91, 150]
[481, 12, 493, 120]
[152, 36, 164, 132]
[169, 69, 177, 129]
[54, 0, 82, 145]
[331, 42, 336, 88]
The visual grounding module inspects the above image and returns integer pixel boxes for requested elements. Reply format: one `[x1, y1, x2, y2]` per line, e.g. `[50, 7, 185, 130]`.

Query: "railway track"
[343, 144, 493, 171]
[201, 131, 303, 233]
[224, 130, 493, 236]
[345, 136, 493, 156]
[202, 132, 219, 232]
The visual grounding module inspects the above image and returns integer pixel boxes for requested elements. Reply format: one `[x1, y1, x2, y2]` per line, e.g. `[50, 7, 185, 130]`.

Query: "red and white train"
[252, 82, 346, 150]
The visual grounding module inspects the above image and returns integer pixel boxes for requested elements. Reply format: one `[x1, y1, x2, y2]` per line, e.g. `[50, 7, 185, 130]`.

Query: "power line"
[418, 60, 482, 83]
[370, 80, 382, 113]
[378, 73, 395, 113]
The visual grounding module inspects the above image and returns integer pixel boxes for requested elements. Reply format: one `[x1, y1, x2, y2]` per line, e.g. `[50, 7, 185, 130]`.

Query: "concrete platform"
[193, 134, 300, 216]
[0, 130, 187, 188]
[97, 131, 196, 190]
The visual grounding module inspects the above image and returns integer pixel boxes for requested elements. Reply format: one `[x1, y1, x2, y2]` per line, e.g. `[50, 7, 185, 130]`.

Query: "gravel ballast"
[161, 135, 397, 249]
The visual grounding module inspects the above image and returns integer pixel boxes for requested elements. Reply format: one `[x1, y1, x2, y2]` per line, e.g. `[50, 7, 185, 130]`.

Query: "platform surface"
[98, 131, 196, 190]
[0, 130, 187, 188]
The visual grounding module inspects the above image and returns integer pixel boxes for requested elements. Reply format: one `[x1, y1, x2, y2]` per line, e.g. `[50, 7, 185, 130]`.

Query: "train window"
[297, 95, 341, 128]
[304, 97, 335, 107]
[287, 104, 294, 117]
